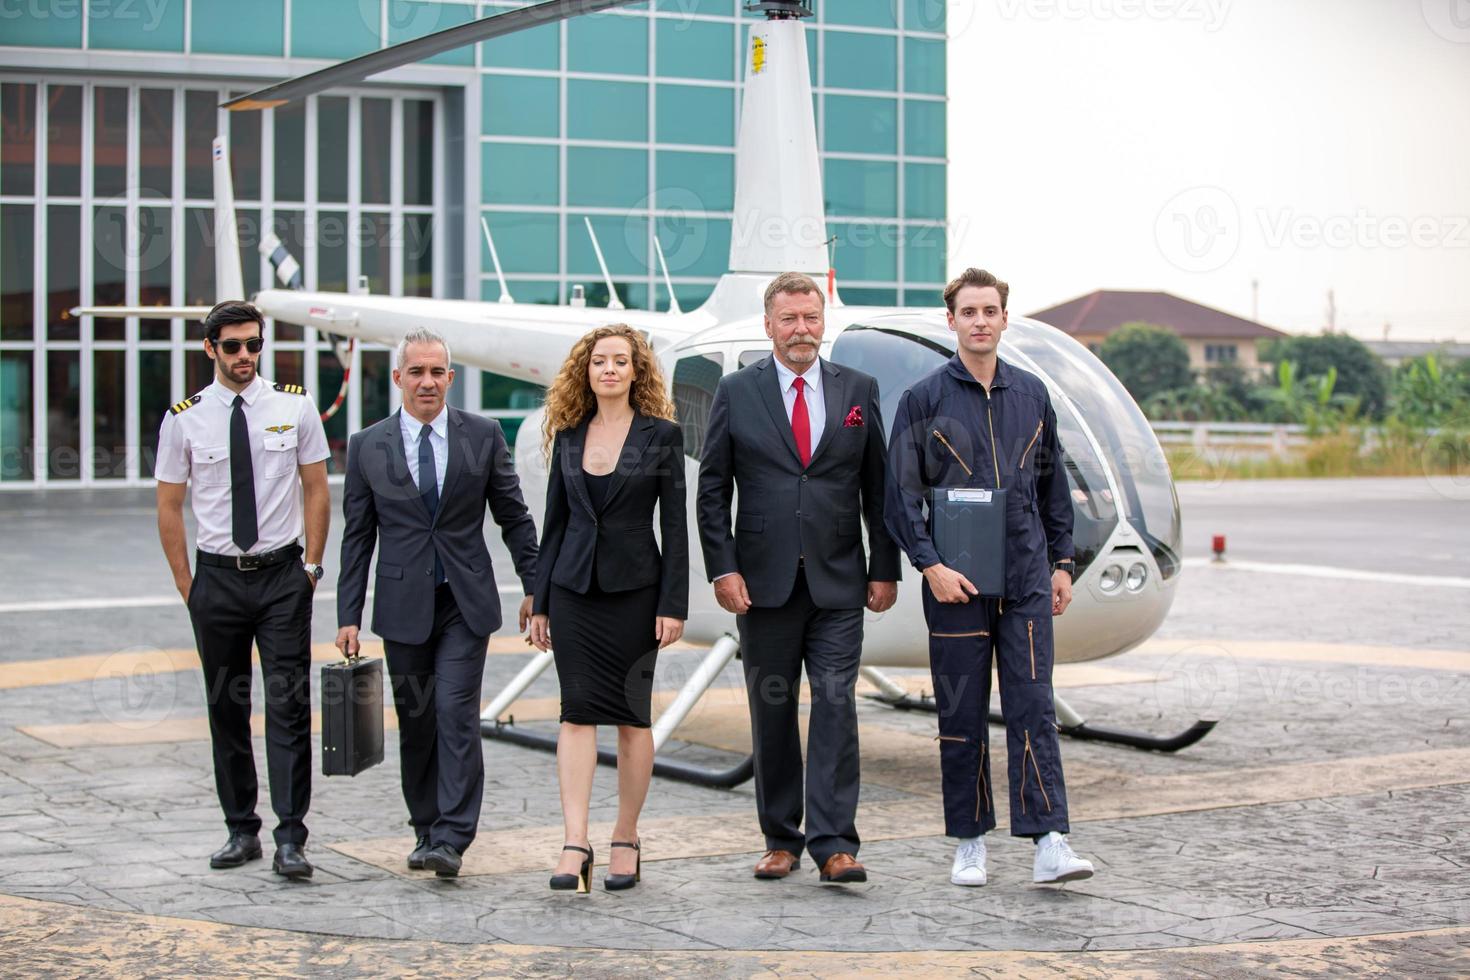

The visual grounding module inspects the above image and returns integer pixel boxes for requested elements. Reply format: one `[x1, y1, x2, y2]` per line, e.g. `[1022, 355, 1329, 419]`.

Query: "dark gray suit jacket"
[337, 407, 539, 645]
[696, 355, 901, 610]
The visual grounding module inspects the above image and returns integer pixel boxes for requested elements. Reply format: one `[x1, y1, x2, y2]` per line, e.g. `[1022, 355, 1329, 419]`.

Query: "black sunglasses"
[213, 337, 265, 355]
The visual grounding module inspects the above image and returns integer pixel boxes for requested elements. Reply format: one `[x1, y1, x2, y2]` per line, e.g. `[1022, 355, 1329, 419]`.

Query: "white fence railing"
[1150, 421, 1309, 456]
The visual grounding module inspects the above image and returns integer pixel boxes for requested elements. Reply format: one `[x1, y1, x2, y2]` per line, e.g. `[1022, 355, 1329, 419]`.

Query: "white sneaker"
[950, 836, 987, 886]
[1032, 832, 1094, 884]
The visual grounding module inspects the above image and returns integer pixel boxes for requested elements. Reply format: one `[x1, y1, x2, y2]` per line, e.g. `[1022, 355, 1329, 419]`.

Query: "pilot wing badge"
[265, 424, 295, 434]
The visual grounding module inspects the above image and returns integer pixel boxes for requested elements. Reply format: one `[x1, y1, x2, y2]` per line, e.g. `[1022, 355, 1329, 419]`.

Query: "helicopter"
[76, 0, 1209, 786]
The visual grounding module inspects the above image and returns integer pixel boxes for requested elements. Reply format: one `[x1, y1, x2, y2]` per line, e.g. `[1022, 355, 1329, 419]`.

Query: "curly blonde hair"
[541, 324, 677, 458]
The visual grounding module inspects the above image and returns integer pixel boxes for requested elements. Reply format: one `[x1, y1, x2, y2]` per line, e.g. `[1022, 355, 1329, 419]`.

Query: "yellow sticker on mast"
[752, 35, 767, 75]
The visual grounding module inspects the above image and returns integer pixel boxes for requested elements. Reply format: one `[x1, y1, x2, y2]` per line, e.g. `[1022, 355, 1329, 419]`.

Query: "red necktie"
[791, 376, 811, 467]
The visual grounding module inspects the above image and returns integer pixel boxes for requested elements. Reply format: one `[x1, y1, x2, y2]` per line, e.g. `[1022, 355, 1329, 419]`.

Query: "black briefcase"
[929, 486, 1008, 597]
[321, 655, 385, 777]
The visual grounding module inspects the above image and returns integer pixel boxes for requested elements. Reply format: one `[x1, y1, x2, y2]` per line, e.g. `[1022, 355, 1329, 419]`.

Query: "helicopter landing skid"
[479, 634, 755, 788]
[859, 667, 1217, 753]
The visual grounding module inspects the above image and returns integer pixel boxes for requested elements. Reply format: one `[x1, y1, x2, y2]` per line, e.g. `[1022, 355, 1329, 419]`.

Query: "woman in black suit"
[529, 324, 687, 893]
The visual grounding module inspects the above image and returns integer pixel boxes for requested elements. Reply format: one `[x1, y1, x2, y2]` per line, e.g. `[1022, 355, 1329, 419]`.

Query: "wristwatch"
[304, 563, 325, 582]
[1052, 558, 1076, 579]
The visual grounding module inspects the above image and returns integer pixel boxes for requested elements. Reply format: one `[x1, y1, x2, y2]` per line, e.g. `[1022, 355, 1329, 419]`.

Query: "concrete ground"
[0, 477, 1467, 977]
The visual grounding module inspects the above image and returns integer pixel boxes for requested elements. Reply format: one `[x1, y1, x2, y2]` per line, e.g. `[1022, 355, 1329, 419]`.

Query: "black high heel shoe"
[604, 840, 641, 891]
[549, 844, 593, 893]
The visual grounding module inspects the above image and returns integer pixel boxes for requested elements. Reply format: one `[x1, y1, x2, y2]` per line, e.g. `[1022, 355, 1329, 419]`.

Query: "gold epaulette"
[274, 383, 306, 395]
[168, 394, 203, 415]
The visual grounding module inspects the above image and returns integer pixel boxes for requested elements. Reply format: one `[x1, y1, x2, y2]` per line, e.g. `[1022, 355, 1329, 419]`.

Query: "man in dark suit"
[697, 271, 901, 884]
[336, 327, 539, 877]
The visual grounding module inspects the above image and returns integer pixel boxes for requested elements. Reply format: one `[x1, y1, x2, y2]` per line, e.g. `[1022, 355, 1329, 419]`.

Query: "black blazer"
[696, 355, 902, 610]
[337, 407, 540, 645]
[532, 412, 689, 620]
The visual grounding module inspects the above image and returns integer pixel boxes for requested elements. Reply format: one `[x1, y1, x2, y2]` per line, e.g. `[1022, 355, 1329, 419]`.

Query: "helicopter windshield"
[828, 324, 1122, 576]
[1001, 320, 1182, 580]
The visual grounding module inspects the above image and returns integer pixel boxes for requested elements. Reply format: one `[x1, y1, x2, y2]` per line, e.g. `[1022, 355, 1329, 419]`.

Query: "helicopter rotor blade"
[223, 0, 643, 111]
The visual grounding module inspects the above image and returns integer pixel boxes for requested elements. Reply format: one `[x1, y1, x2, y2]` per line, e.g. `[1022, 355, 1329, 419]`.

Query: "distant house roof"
[1028, 290, 1288, 341]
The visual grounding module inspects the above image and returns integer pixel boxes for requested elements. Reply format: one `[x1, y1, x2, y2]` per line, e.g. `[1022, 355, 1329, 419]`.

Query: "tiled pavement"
[0, 480, 1467, 975]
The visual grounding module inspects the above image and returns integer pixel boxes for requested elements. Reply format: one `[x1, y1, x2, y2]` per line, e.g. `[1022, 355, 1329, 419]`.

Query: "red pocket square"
[844, 405, 864, 427]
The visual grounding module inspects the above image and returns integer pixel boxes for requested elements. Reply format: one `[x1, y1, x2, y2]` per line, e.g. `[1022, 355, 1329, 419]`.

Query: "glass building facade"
[0, 0, 947, 487]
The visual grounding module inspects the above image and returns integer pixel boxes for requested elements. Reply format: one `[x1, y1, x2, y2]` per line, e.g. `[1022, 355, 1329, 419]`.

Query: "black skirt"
[549, 579, 660, 727]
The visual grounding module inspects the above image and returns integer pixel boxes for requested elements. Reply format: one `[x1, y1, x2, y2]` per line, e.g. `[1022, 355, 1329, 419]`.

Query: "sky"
[945, 0, 1470, 341]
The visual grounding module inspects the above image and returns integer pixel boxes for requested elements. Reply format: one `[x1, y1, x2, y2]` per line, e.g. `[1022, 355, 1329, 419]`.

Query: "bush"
[1099, 322, 1194, 406]
[1259, 333, 1390, 419]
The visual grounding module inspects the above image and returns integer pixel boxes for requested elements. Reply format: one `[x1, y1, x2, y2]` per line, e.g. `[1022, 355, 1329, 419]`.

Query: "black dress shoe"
[407, 835, 432, 871]
[423, 843, 462, 878]
[272, 843, 313, 879]
[209, 832, 262, 869]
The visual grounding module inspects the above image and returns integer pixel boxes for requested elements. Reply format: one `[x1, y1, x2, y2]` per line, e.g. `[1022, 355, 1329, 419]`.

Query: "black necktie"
[230, 394, 258, 552]
[418, 424, 444, 584]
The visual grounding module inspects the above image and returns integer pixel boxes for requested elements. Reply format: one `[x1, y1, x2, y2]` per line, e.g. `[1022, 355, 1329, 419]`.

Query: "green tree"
[1392, 354, 1470, 427]
[1099, 322, 1194, 406]
[1258, 333, 1389, 419]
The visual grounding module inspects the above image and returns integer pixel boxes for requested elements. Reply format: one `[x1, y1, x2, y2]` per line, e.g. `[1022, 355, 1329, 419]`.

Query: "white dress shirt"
[772, 356, 826, 447]
[154, 375, 330, 556]
[400, 404, 449, 493]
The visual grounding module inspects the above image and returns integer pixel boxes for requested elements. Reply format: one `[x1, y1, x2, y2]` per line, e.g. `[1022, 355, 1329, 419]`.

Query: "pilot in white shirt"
[153, 301, 330, 880]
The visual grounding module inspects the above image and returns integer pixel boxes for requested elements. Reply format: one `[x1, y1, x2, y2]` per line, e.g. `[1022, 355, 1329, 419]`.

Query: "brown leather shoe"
[820, 853, 867, 883]
[753, 849, 801, 879]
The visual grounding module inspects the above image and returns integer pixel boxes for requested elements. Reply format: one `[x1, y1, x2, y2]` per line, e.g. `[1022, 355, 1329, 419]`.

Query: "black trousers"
[736, 568, 864, 867]
[188, 555, 314, 846]
[382, 585, 490, 853]
[922, 585, 1070, 839]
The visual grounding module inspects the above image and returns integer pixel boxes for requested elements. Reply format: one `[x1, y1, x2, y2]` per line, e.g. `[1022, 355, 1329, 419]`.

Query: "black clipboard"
[929, 486, 1007, 597]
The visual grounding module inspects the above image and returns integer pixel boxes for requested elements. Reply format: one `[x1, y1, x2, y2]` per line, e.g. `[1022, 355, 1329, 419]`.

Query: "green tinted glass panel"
[657, 151, 733, 212]
[904, 99, 945, 157]
[87, 0, 184, 51]
[568, 215, 647, 277]
[904, 224, 946, 281]
[483, 212, 558, 275]
[568, 13, 648, 75]
[4, 8, 81, 46]
[904, 162, 945, 220]
[656, 20, 735, 81]
[825, 95, 896, 155]
[291, 0, 379, 58]
[568, 80, 648, 141]
[830, 221, 898, 281]
[388, 2, 475, 65]
[483, 143, 559, 206]
[656, 216, 730, 278]
[656, 85, 733, 146]
[483, 75, 558, 137]
[193, 0, 283, 55]
[905, 0, 947, 32]
[825, 159, 897, 217]
[567, 147, 647, 208]
[483, 280, 560, 304]
[825, 0, 896, 28]
[904, 37, 945, 94]
[840, 287, 898, 306]
[481, 3, 559, 68]
[656, 0, 733, 12]
[825, 32, 896, 91]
